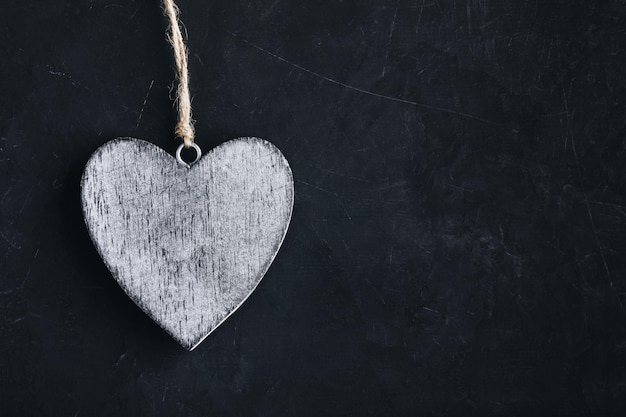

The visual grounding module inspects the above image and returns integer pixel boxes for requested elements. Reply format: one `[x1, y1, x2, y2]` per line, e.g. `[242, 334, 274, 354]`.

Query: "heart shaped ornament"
[81, 137, 294, 350]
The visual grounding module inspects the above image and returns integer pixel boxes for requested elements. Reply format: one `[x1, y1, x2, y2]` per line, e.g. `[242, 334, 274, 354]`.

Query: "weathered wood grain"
[81, 137, 294, 350]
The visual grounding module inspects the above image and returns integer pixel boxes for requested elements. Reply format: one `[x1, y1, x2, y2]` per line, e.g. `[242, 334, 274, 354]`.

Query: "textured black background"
[1, 0, 626, 415]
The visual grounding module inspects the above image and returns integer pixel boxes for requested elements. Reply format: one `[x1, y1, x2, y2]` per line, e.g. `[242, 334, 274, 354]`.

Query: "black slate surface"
[1, 0, 625, 415]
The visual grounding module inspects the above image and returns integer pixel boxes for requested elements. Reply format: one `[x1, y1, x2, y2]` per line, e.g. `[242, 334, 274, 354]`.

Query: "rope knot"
[176, 121, 195, 148]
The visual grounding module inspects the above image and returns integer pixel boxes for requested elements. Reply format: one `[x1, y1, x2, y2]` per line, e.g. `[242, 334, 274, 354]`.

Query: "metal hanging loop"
[176, 143, 202, 167]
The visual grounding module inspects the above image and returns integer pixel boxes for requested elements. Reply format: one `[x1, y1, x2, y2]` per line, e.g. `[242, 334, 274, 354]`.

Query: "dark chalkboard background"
[1, 0, 625, 415]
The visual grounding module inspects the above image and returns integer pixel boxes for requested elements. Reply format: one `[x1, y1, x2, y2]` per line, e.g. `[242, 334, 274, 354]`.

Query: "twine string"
[162, 0, 195, 148]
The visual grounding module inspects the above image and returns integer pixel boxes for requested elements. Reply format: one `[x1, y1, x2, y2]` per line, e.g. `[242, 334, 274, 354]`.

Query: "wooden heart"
[81, 137, 294, 350]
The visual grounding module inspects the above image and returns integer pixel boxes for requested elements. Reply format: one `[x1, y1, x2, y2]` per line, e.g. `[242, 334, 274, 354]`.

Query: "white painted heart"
[81, 137, 293, 350]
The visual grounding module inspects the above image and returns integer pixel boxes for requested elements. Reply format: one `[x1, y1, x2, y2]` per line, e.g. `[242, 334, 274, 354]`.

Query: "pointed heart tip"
[174, 337, 201, 351]
[172, 330, 210, 352]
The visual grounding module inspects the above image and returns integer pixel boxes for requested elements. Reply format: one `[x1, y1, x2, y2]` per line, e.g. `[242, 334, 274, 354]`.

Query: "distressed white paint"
[81, 137, 294, 350]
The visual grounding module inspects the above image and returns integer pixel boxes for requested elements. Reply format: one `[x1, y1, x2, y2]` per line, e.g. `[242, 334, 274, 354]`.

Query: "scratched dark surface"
[1, 0, 625, 415]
